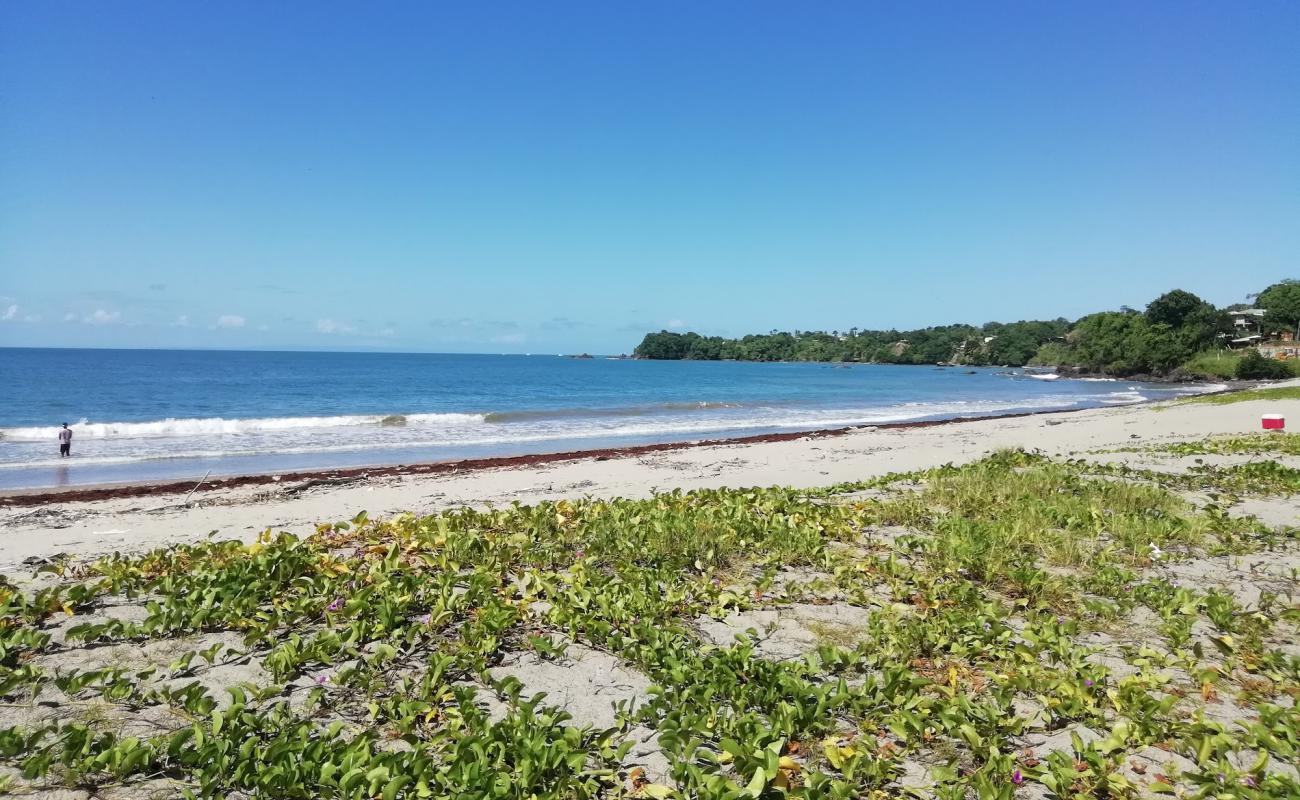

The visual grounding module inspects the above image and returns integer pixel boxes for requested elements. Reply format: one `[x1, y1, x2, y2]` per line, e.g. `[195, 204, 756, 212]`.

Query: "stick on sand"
[182, 469, 212, 505]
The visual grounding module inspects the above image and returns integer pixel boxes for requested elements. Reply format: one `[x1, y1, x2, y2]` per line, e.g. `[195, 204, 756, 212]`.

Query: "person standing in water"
[58, 423, 72, 457]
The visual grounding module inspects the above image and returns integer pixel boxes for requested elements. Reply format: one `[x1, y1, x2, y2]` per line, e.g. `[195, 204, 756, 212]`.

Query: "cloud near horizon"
[83, 309, 122, 325]
[215, 314, 246, 329]
[315, 318, 352, 334]
[316, 318, 397, 338]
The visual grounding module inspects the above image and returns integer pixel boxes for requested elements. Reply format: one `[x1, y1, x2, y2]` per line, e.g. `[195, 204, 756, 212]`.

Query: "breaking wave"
[0, 413, 485, 442]
[1099, 389, 1148, 404]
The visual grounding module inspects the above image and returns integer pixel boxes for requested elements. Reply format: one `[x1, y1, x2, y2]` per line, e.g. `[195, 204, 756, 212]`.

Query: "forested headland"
[633, 281, 1300, 379]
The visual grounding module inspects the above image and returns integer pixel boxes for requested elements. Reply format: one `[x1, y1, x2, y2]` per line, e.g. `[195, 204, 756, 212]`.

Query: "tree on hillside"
[1145, 289, 1210, 328]
[1065, 311, 1149, 374]
[1177, 303, 1230, 350]
[1255, 280, 1300, 334]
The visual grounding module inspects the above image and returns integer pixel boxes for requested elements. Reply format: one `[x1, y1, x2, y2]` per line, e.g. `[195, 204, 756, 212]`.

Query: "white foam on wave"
[1099, 389, 1148, 404]
[3, 384, 1215, 475]
[0, 396, 1093, 471]
[0, 413, 485, 442]
[1172, 382, 1229, 395]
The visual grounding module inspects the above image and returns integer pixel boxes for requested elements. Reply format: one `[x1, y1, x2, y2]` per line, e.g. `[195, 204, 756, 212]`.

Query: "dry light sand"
[3, 392, 1299, 573]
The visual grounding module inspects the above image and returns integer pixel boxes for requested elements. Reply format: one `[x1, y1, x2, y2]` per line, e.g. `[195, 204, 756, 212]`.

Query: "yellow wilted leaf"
[62, 603, 74, 617]
[822, 737, 855, 770]
[640, 784, 675, 799]
[778, 756, 800, 772]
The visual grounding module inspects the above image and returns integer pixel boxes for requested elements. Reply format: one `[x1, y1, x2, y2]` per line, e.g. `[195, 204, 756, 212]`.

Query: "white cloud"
[23, 314, 42, 323]
[172, 315, 191, 327]
[316, 318, 354, 334]
[63, 312, 77, 322]
[258, 324, 270, 332]
[491, 333, 527, 344]
[0, 304, 16, 321]
[313, 319, 393, 337]
[666, 319, 687, 330]
[215, 314, 246, 329]
[84, 309, 122, 325]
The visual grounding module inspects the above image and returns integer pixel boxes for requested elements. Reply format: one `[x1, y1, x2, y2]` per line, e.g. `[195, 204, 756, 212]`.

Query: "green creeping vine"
[0, 449, 1296, 798]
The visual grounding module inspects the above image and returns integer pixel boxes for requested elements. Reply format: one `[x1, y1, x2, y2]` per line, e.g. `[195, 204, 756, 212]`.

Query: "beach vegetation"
[1177, 385, 1300, 405]
[1181, 349, 1243, 379]
[1236, 350, 1294, 380]
[0, 445, 1297, 798]
[1128, 432, 1300, 457]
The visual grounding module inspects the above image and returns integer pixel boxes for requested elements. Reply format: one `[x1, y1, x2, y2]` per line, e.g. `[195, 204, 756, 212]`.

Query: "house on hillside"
[1231, 308, 1266, 334]
[1223, 308, 1268, 350]
[1220, 308, 1300, 357]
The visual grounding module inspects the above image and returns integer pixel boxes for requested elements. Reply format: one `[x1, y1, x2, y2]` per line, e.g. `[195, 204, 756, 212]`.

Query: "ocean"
[0, 348, 1219, 490]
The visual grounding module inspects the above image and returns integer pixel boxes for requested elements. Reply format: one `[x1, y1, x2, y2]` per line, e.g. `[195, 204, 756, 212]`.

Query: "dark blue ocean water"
[0, 348, 1217, 490]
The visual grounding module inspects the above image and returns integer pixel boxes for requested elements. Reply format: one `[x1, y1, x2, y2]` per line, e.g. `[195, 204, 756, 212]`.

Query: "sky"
[2, 2, 1298, 353]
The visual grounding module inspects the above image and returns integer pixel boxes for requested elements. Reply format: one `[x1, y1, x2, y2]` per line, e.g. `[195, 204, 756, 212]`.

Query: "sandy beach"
[4, 390, 1297, 572]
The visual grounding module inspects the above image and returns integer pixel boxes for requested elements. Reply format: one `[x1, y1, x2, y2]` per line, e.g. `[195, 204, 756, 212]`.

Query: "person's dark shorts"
[60, 443, 70, 456]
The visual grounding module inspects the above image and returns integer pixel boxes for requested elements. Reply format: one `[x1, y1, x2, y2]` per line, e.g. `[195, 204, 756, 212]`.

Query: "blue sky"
[2, 2, 1297, 353]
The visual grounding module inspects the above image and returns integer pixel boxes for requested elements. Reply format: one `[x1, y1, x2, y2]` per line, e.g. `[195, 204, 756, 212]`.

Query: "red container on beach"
[1262, 414, 1285, 430]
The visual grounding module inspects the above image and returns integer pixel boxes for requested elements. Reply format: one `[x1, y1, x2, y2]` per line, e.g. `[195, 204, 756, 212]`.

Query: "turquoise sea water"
[0, 348, 1218, 490]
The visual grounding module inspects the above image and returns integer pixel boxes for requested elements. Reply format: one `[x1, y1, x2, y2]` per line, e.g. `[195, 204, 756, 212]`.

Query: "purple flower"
[418, 613, 432, 624]
[316, 674, 328, 685]
[1084, 679, 1094, 688]
[982, 622, 992, 631]
[1011, 769, 1023, 785]
[1242, 775, 1257, 788]
[327, 598, 343, 612]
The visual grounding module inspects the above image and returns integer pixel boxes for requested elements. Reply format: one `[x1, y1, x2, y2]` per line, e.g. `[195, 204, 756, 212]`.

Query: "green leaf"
[383, 775, 411, 800]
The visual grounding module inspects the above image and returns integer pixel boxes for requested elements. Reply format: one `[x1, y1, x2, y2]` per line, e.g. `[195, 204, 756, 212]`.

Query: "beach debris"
[282, 476, 363, 495]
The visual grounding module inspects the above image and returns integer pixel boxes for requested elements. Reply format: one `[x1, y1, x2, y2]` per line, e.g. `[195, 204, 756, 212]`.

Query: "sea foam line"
[0, 397, 1092, 469]
[0, 413, 486, 442]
